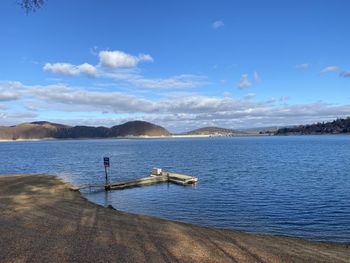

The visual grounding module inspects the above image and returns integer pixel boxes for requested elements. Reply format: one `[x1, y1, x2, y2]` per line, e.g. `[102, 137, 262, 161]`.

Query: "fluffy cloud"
[43, 50, 154, 77]
[295, 63, 309, 69]
[24, 103, 38, 111]
[0, 111, 38, 119]
[42, 50, 207, 89]
[128, 74, 207, 89]
[320, 66, 339, 74]
[43, 63, 97, 77]
[98, 50, 153, 68]
[238, 74, 252, 89]
[212, 20, 224, 29]
[2, 81, 350, 131]
[100, 71, 207, 89]
[243, 93, 256, 100]
[253, 71, 261, 83]
[28, 85, 156, 113]
[78, 63, 97, 76]
[27, 85, 256, 114]
[0, 92, 20, 101]
[0, 81, 22, 101]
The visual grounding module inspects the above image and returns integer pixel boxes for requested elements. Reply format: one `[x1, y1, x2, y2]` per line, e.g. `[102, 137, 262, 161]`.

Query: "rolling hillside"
[0, 121, 170, 140]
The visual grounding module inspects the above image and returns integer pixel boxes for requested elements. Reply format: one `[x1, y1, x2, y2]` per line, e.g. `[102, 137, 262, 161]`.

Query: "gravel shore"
[0, 174, 349, 263]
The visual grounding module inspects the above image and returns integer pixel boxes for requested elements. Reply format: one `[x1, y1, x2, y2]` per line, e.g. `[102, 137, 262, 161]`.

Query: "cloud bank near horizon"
[1, 80, 350, 132]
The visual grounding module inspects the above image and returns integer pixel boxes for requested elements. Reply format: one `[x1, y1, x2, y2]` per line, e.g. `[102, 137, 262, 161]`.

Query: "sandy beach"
[0, 174, 349, 263]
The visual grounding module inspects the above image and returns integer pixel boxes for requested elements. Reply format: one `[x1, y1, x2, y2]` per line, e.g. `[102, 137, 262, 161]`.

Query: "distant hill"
[111, 121, 170, 137]
[275, 117, 350, 135]
[28, 121, 71, 129]
[0, 120, 170, 140]
[242, 126, 280, 134]
[184, 127, 248, 136]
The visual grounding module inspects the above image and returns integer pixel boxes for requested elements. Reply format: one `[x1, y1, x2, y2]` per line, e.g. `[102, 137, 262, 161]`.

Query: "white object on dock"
[151, 167, 162, 176]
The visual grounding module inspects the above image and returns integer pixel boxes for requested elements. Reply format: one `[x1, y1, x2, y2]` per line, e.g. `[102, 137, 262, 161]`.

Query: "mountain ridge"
[0, 120, 170, 140]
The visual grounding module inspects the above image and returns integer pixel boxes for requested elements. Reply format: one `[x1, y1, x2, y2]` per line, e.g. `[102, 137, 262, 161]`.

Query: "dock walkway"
[72, 169, 198, 191]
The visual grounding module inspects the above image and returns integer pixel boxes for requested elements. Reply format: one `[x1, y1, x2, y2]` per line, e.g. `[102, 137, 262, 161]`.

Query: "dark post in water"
[103, 157, 110, 189]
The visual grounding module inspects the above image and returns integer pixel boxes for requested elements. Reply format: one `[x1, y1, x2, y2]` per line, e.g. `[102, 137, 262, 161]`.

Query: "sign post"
[103, 157, 110, 187]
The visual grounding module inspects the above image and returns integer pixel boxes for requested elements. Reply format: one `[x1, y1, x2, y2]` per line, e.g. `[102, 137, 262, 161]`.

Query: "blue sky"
[1, 0, 350, 131]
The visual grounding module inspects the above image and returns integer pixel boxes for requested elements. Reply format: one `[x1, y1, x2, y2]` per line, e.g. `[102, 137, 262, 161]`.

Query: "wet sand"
[0, 174, 349, 263]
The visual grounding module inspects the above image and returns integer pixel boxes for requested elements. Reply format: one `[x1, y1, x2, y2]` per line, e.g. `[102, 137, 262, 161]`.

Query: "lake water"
[1, 136, 349, 243]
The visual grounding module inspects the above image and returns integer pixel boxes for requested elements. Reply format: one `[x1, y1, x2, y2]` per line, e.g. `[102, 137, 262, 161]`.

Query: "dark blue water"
[1, 136, 349, 243]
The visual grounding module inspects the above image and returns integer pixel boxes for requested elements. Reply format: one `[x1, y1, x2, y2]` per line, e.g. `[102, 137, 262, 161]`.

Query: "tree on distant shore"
[275, 117, 350, 135]
[18, 0, 45, 14]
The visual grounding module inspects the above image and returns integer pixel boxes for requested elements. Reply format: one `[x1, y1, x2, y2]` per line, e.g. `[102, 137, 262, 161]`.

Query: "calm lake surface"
[1, 136, 349, 243]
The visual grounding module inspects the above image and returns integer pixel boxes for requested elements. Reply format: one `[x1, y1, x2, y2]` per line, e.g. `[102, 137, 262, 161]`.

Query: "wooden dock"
[72, 168, 198, 191]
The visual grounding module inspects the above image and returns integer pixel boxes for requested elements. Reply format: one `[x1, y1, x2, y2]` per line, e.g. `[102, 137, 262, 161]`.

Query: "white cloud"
[212, 20, 224, 29]
[295, 63, 309, 69]
[42, 50, 206, 89]
[340, 71, 350, 78]
[100, 70, 207, 89]
[4, 80, 350, 131]
[243, 93, 256, 100]
[0, 111, 38, 119]
[138, 53, 153, 62]
[0, 81, 22, 101]
[24, 103, 38, 111]
[253, 71, 261, 83]
[128, 74, 207, 89]
[0, 91, 20, 101]
[78, 63, 97, 76]
[98, 50, 153, 68]
[320, 66, 340, 74]
[238, 74, 252, 89]
[26, 84, 157, 113]
[43, 63, 97, 77]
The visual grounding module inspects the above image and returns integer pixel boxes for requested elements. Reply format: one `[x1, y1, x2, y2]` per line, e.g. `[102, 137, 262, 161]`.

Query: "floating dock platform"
[72, 168, 198, 191]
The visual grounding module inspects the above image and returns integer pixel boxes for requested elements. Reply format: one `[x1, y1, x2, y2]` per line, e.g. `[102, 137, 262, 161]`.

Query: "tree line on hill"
[275, 117, 350, 135]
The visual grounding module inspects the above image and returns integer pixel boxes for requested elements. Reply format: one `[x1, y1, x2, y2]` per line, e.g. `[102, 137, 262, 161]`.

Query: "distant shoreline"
[0, 174, 349, 262]
[2, 133, 350, 143]
[0, 133, 266, 142]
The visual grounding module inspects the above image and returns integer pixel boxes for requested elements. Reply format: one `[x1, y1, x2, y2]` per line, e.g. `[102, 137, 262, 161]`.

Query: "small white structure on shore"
[151, 168, 162, 176]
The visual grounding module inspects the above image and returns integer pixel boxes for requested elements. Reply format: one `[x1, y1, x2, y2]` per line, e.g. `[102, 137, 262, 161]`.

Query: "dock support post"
[103, 157, 110, 191]
[104, 167, 111, 190]
[104, 166, 108, 185]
